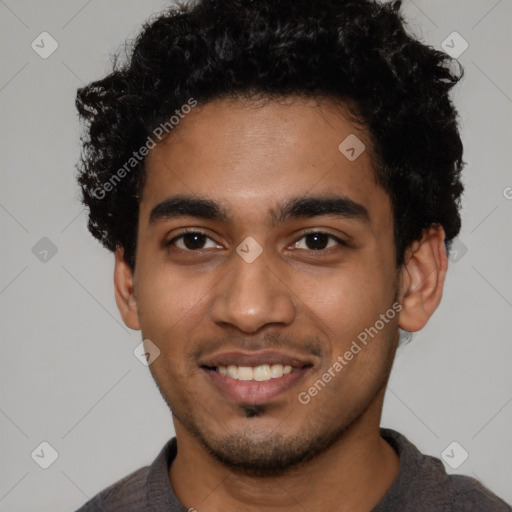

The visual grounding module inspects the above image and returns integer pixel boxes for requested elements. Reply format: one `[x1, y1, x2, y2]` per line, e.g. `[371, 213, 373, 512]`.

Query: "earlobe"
[398, 226, 448, 332]
[113, 246, 140, 330]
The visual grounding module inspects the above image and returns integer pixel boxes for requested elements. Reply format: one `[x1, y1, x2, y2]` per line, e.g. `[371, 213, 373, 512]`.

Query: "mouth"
[199, 350, 314, 404]
[205, 363, 295, 381]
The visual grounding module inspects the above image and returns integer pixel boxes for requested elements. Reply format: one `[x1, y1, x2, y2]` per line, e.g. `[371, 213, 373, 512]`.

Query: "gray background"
[1, 0, 511, 510]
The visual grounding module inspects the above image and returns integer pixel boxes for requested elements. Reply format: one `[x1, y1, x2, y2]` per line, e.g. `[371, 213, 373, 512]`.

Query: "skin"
[114, 96, 448, 511]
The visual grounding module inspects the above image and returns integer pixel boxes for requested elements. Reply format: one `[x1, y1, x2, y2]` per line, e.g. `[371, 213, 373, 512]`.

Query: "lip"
[203, 366, 311, 404]
[199, 349, 314, 405]
[198, 349, 314, 369]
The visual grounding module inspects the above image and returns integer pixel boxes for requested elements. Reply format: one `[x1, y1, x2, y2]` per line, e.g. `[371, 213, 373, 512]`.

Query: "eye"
[167, 231, 221, 251]
[292, 232, 346, 251]
[166, 230, 347, 253]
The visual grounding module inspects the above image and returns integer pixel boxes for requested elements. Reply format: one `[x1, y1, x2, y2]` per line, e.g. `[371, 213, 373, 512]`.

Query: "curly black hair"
[76, 0, 464, 271]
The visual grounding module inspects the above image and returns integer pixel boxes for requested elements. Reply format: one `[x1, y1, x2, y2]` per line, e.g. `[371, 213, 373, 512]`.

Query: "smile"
[209, 364, 293, 381]
[199, 350, 315, 404]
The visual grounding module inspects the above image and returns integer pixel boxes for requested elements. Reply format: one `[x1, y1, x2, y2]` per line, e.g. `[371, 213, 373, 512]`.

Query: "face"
[124, 96, 402, 475]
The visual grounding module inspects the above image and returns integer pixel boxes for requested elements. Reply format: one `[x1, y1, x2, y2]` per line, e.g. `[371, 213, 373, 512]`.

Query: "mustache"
[191, 332, 324, 361]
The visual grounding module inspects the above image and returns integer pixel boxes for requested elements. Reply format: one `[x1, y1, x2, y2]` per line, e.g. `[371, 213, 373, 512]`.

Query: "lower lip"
[203, 367, 311, 405]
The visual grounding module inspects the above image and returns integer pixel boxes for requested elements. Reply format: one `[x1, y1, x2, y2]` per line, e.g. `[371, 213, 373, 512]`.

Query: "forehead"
[141, 96, 390, 225]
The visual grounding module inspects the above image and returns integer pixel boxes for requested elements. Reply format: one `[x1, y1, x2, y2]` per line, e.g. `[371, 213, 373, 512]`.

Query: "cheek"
[135, 265, 214, 348]
[135, 269, 212, 396]
[293, 260, 392, 339]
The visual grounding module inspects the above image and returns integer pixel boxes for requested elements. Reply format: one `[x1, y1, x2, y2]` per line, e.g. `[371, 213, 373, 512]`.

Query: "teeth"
[238, 366, 253, 381]
[270, 364, 284, 378]
[253, 364, 271, 381]
[216, 363, 295, 381]
[226, 365, 238, 379]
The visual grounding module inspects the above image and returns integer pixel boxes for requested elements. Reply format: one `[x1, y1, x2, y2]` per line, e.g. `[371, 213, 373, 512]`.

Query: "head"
[76, 0, 464, 476]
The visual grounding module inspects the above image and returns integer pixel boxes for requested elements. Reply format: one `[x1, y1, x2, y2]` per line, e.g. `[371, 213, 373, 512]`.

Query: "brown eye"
[294, 232, 345, 251]
[305, 233, 329, 250]
[168, 232, 219, 251]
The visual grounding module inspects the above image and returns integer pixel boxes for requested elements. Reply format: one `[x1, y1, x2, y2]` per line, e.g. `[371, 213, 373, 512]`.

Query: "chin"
[185, 413, 355, 478]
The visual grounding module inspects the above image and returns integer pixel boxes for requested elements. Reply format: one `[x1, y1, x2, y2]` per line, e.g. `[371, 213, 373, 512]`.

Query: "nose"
[210, 250, 296, 334]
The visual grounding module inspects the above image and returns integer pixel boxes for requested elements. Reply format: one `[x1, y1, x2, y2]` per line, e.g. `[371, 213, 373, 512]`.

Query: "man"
[74, 0, 511, 510]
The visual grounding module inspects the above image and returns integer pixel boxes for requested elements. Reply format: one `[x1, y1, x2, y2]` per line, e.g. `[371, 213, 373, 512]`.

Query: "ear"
[113, 246, 140, 330]
[397, 225, 448, 332]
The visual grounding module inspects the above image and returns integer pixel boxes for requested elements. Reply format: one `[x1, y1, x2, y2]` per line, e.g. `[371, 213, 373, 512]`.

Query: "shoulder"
[446, 474, 512, 511]
[74, 465, 151, 512]
[377, 428, 511, 512]
[74, 438, 178, 512]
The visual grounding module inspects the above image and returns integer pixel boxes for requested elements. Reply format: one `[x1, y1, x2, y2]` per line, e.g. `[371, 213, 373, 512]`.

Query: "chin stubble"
[160, 291, 400, 477]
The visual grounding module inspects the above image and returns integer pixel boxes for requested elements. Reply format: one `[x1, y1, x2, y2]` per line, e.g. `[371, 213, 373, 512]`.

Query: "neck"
[169, 388, 399, 512]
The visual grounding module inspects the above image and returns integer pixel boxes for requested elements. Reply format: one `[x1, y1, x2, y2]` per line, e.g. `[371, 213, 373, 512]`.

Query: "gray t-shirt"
[75, 428, 511, 511]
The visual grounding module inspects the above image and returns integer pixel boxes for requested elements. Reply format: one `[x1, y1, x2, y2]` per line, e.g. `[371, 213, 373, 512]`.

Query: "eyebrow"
[148, 194, 369, 226]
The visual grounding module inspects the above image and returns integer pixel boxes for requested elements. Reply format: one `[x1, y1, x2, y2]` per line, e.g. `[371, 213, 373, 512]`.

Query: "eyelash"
[165, 229, 348, 253]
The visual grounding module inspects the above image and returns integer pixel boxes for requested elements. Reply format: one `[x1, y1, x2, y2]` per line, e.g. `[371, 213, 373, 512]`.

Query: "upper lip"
[199, 349, 315, 369]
